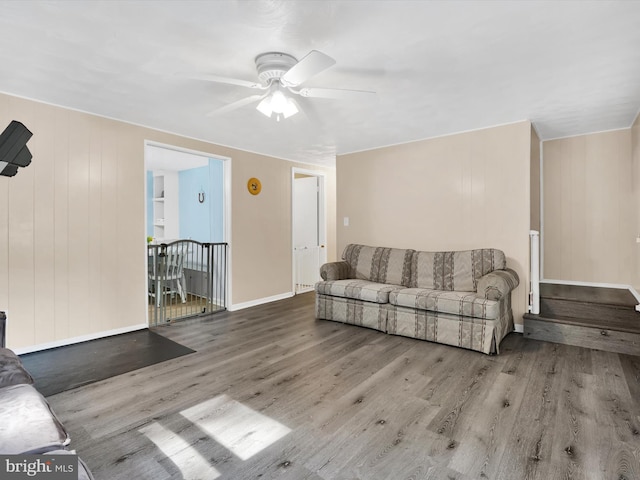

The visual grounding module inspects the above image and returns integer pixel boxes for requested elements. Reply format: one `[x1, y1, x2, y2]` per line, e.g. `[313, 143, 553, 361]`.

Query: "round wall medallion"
[247, 177, 262, 195]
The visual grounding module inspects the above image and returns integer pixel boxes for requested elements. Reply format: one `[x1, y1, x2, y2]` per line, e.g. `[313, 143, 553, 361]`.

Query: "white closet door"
[294, 176, 319, 292]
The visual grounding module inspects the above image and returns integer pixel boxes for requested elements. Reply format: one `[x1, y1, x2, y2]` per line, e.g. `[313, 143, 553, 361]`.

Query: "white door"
[293, 173, 324, 293]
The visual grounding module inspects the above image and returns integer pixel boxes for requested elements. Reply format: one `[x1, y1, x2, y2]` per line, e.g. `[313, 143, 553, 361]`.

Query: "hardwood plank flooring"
[45, 293, 640, 480]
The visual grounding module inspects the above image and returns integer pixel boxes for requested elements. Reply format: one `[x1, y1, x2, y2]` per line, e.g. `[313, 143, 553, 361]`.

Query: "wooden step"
[540, 282, 640, 325]
[524, 283, 640, 355]
[540, 297, 640, 323]
[540, 283, 638, 307]
[523, 313, 640, 355]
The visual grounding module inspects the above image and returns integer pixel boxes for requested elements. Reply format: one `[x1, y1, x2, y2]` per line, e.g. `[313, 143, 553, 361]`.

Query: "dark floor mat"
[19, 329, 195, 397]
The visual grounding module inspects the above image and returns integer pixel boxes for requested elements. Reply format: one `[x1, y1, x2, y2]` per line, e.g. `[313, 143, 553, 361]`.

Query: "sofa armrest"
[476, 268, 520, 300]
[0, 347, 34, 388]
[320, 261, 351, 281]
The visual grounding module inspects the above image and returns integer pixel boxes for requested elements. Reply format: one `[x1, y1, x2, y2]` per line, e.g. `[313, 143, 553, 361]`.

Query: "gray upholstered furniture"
[0, 347, 94, 479]
[315, 244, 519, 354]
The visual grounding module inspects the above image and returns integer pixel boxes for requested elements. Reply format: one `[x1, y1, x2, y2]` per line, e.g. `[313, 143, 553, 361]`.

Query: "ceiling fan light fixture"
[256, 89, 298, 120]
[256, 96, 273, 117]
[282, 97, 298, 119]
[270, 90, 288, 113]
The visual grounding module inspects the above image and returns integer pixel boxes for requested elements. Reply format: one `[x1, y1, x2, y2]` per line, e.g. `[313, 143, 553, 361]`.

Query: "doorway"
[144, 142, 231, 324]
[292, 168, 326, 294]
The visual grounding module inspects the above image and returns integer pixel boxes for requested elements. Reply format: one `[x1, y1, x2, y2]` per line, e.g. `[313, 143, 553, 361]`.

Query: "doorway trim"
[143, 140, 232, 325]
[291, 167, 326, 295]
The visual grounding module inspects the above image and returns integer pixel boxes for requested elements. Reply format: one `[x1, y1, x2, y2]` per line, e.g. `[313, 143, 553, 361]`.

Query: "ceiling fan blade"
[281, 50, 336, 87]
[190, 73, 267, 90]
[205, 94, 266, 117]
[298, 87, 376, 99]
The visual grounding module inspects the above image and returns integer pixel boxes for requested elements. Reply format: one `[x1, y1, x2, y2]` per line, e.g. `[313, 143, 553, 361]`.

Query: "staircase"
[523, 283, 640, 355]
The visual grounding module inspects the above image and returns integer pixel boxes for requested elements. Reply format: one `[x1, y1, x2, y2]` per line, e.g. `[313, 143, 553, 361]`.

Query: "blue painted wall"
[178, 159, 224, 242]
[147, 160, 223, 242]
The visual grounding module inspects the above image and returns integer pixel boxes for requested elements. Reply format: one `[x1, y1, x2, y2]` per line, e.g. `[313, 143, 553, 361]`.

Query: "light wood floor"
[47, 293, 640, 480]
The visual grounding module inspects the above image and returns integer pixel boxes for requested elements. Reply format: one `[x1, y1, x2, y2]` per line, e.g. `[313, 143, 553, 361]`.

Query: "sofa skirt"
[316, 294, 513, 354]
[315, 294, 387, 332]
[388, 306, 509, 354]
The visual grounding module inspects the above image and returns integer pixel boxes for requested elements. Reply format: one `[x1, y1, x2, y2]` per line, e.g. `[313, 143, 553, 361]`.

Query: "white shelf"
[151, 172, 178, 240]
[153, 175, 165, 240]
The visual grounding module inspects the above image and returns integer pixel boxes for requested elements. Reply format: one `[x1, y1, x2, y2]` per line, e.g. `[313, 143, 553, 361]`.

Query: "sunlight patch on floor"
[180, 394, 292, 461]
[140, 422, 221, 479]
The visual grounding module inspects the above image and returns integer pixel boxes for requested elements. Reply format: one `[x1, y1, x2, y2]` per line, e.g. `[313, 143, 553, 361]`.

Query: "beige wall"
[543, 129, 636, 287]
[336, 121, 532, 326]
[530, 126, 541, 231]
[0, 93, 336, 350]
[231, 154, 336, 304]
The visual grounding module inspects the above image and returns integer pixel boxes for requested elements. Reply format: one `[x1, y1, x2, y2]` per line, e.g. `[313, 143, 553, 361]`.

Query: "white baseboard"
[514, 324, 524, 333]
[11, 323, 148, 355]
[228, 292, 294, 311]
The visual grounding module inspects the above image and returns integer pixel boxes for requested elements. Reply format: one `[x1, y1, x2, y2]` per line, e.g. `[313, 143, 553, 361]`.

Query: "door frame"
[291, 167, 326, 294]
[143, 140, 232, 325]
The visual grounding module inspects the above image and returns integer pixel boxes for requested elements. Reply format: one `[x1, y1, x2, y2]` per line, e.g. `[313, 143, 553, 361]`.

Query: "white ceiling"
[1, 1, 639, 167]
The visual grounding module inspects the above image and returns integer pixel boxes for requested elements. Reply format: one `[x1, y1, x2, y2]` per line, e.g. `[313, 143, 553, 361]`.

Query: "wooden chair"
[148, 246, 187, 307]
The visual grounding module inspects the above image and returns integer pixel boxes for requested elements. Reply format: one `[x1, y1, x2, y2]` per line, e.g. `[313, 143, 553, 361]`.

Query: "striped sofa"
[315, 244, 519, 354]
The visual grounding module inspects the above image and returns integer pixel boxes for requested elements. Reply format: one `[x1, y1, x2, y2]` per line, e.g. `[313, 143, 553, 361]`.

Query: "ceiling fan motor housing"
[255, 52, 297, 84]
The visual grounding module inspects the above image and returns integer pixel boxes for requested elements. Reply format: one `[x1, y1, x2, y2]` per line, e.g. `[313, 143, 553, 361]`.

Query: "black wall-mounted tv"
[0, 120, 33, 177]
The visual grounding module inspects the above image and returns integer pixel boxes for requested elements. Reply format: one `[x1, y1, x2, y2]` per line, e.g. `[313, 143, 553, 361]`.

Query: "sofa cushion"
[316, 280, 399, 304]
[0, 384, 70, 454]
[410, 249, 506, 291]
[342, 244, 414, 286]
[389, 288, 501, 320]
[0, 347, 34, 388]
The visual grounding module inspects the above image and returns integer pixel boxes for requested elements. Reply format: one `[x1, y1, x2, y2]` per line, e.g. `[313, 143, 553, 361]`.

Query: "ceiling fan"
[196, 50, 375, 121]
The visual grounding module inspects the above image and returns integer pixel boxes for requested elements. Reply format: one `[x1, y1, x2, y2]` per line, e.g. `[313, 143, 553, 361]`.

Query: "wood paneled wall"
[0, 93, 336, 350]
[336, 121, 532, 326]
[543, 129, 636, 287]
[632, 113, 640, 286]
[0, 96, 145, 348]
